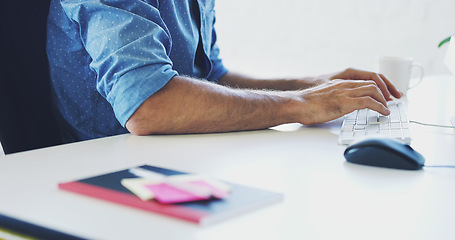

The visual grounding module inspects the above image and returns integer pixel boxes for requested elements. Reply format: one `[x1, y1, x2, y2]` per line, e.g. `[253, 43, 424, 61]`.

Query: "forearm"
[218, 71, 327, 91]
[125, 76, 300, 135]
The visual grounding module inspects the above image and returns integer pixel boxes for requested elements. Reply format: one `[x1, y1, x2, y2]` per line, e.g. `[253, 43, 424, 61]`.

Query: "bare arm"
[125, 75, 299, 135]
[125, 74, 391, 135]
[217, 72, 322, 90]
[218, 69, 403, 100]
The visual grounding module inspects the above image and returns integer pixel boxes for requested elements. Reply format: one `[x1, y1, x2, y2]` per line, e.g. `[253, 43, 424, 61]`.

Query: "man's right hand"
[290, 79, 390, 125]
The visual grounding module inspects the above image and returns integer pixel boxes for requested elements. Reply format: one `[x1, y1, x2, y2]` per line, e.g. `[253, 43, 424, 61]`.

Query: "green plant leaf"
[438, 36, 451, 48]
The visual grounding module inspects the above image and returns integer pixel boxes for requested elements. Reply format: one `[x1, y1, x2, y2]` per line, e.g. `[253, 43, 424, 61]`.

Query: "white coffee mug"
[376, 56, 424, 95]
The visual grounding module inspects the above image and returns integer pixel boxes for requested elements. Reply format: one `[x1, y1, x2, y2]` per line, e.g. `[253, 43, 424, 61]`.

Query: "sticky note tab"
[189, 180, 230, 199]
[146, 183, 209, 204]
[122, 172, 231, 204]
[121, 178, 159, 201]
[168, 174, 231, 195]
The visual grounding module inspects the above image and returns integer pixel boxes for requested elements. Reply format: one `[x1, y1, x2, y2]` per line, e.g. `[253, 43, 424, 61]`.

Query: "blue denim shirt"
[47, 0, 228, 142]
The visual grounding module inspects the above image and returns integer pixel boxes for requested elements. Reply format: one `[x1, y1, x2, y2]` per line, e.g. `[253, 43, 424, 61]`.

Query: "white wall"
[214, 0, 455, 78]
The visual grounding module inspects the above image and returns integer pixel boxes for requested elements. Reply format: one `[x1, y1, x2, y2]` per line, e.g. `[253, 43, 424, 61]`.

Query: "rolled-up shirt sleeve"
[61, 0, 178, 126]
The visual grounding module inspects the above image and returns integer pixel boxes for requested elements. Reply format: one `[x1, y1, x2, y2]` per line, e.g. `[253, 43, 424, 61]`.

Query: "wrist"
[271, 91, 304, 125]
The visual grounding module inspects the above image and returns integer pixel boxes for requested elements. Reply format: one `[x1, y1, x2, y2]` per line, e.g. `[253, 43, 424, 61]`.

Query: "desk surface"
[1, 75, 454, 240]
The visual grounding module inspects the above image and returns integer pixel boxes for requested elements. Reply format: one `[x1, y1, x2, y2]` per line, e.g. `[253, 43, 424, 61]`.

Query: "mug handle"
[409, 63, 424, 89]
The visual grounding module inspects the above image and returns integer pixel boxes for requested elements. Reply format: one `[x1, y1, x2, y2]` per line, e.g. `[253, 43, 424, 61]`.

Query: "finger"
[349, 96, 390, 116]
[332, 79, 388, 107]
[344, 83, 389, 108]
[378, 73, 404, 99]
[339, 69, 403, 100]
[366, 72, 394, 101]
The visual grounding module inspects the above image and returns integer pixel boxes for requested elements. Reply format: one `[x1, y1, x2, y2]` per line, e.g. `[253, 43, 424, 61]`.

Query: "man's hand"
[220, 69, 404, 102]
[292, 79, 390, 125]
[327, 68, 404, 101]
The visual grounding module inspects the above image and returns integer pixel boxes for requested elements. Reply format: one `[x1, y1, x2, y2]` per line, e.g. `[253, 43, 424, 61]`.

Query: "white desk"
[0, 75, 454, 240]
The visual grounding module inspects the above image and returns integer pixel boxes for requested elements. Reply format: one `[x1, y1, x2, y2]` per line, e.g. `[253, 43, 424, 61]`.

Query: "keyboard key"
[338, 101, 411, 145]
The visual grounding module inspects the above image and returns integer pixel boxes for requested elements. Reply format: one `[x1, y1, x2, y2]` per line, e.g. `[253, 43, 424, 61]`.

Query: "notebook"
[58, 165, 283, 226]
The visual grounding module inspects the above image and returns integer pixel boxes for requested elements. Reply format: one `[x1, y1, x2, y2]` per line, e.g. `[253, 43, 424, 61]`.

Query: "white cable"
[424, 165, 455, 168]
[409, 120, 455, 129]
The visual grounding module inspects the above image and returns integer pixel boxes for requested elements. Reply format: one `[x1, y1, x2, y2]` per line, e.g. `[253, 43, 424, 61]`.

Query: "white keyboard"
[338, 101, 411, 145]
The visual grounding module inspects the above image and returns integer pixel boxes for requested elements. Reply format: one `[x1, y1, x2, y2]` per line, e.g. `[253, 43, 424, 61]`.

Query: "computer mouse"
[344, 137, 425, 170]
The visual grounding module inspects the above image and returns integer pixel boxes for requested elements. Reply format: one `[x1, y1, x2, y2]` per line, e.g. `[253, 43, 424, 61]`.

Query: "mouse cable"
[409, 120, 455, 129]
[409, 121, 455, 168]
[424, 165, 455, 168]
